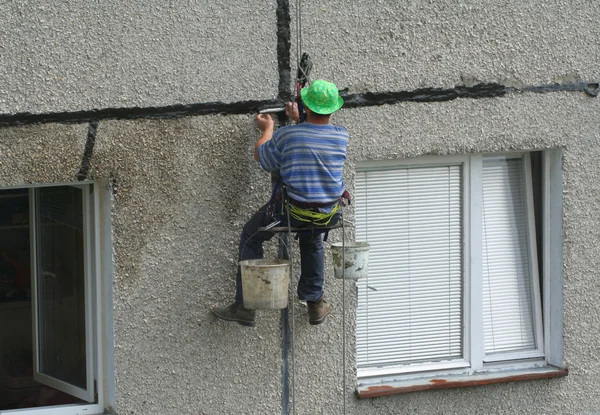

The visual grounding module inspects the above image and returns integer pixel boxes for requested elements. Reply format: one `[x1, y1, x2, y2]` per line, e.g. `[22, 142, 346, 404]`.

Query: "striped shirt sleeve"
[257, 128, 284, 172]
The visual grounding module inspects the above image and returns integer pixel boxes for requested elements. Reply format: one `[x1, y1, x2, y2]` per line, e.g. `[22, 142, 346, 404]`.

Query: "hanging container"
[240, 259, 290, 309]
[330, 242, 370, 279]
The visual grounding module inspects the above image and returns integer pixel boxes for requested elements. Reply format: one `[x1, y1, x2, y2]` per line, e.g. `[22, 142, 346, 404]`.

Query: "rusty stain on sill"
[357, 368, 569, 399]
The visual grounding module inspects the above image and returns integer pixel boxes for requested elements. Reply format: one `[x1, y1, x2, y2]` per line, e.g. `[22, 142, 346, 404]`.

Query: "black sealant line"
[517, 82, 600, 97]
[340, 83, 506, 107]
[280, 308, 290, 415]
[76, 120, 98, 181]
[275, 1, 292, 413]
[340, 81, 599, 107]
[0, 99, 282, 127]
[0, 82, 597, 128]
[276, 0, 292, 103]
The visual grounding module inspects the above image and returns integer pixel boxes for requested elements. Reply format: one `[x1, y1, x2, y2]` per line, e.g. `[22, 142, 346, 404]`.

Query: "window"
[0, 183, 113, 414]
[355, 151, 564, 390]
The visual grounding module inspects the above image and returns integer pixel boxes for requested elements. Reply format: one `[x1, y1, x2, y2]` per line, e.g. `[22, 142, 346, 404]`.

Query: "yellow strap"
[288, 203, 340, 226]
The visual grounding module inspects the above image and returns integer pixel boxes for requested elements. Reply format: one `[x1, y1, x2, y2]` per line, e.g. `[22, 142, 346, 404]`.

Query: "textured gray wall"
[3, 0, 599, 115]
[298, 0, 600, 91]
[0, 1, 277, 114]
[2, 0, 600, 414]
[0, 93, 598, 414]
[0, 123, 87, 184]
[338, 94, 600, 415]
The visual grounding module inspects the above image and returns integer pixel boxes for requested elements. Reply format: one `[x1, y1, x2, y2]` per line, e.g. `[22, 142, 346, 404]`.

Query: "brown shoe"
[307, 297, 332, 325]
[211, 303, 256, 327]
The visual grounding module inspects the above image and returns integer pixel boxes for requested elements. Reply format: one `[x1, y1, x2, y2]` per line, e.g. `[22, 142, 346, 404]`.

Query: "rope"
[296, 0, 302, 76]
[291, 0, 347, 413]
[290, 3, 299, 408]
[285, 198, 296, 415]
[291, 1, 302, 414]
[288, 203, 340, 226]
[341, 208, 347, 415]
[284, 115, 297, 415]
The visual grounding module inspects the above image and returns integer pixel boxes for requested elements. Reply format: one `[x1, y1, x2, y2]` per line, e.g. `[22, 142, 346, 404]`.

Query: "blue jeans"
[235, 202, 339, 304]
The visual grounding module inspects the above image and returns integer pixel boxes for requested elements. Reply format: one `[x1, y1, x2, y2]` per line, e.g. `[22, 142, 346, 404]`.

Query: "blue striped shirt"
[257, 122, 349, 205]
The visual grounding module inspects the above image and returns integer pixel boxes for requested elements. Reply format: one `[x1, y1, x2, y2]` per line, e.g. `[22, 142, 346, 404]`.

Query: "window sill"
[356, 366, 568, 399]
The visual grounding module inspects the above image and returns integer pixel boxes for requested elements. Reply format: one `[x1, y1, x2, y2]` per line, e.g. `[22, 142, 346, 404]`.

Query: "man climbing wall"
[212, 79, 349, 327]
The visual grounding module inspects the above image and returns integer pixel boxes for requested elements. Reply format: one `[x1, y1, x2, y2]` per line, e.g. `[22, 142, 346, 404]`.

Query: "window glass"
[37, 186, 87, 388]
[482, 158, 536, 355]
[356, 165, 463, 369]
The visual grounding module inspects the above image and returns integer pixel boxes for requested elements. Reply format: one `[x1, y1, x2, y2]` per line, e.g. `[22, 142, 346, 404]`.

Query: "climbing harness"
[288, 202, 340, 227]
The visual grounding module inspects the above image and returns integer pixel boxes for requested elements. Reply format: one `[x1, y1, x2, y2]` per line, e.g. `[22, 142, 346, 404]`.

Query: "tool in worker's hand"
[260, 107, 286, 114]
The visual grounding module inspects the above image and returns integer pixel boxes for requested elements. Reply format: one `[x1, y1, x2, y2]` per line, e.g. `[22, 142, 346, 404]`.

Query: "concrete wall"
[2, 0, 598, 115]
[2, 0, 600, 414]
[1, 94, 598, 415]
[0, 1, 278, 114]
[299, 0, 600, 91]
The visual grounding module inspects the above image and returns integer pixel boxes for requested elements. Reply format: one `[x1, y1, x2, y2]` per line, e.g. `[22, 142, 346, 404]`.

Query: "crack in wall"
[341, 83, 506, 106]
[76, 120, 98, 181]
[519, 82, 599, 97]
[0, 82, 597, 128]
[0, 99, 279, 127]
[276, 0, 292, 103]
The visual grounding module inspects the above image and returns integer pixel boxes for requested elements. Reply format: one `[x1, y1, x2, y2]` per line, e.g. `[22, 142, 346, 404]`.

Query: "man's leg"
[296, 230, 325, 302]
[235, 203, 275, 304]
[295, 211, 340, 302]
[213, 203, 274, 327]
[296, 230, 333, 325]
[295, 211, 340, 324]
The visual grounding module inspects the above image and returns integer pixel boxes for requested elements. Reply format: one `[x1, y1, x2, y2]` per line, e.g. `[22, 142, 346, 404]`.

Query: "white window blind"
[356, 165, 463, 368]
[482, 157, 536, 355]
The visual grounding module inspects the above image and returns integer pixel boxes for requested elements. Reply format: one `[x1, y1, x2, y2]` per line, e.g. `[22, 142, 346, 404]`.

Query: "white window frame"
[1, 181, 115, 415]
[355, 150, 564, 386]
[478, 155, 544, 363]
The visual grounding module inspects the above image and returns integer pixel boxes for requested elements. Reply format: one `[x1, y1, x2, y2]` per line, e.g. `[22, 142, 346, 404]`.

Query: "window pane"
[37, 186, 87, 389]
[356, 165, 463, 368]
[482, 158, 536, 355]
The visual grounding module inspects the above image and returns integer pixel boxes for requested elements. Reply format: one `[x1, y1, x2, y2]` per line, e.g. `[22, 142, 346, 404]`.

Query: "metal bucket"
[240, 259, 290, 309]
[331, 242, 370, 279]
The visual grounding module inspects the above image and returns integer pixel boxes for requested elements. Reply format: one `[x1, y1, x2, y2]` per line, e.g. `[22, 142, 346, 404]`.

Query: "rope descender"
[294, 52, 313, 123]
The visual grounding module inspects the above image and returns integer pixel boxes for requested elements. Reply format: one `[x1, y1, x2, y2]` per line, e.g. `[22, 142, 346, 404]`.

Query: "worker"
[212, 80, 349, 327]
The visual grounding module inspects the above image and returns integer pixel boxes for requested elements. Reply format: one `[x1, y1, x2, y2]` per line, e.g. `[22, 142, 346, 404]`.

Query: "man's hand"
[286, 102, 300, 122]
[256, 113, 274, 132]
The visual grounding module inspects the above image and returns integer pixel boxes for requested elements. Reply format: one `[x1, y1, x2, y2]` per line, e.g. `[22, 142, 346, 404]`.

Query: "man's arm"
[253, 103, 298, 161]
[254, 114, 274, 161]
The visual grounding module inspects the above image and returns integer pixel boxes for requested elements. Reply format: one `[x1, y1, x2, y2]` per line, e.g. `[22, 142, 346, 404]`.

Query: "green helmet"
[300, 80, 344, 115]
